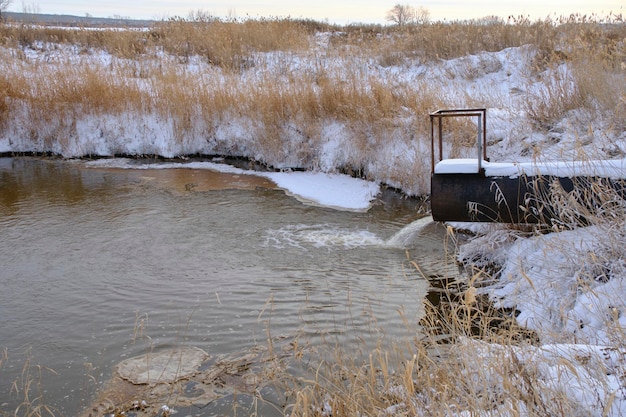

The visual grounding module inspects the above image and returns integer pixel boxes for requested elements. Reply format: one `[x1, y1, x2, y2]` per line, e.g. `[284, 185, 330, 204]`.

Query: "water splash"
[385, 215, 435, 249]
[264, 224, 384, 249]
[264, 217, 436, 251]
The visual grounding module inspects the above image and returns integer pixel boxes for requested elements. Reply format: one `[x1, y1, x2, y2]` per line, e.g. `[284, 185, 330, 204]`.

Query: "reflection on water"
[133, 164, 278, 193]
[0, 158, 89, 209]
[0, 157, 453, 416]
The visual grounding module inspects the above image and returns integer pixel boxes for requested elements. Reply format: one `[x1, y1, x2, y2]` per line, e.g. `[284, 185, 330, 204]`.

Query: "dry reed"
[1, 349, 59, 417]
[285, 189, 626, 416]
[0, 14, 624, 187]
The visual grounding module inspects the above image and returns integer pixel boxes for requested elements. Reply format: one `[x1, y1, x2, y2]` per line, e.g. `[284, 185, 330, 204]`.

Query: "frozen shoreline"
[84, 157, 381, 211]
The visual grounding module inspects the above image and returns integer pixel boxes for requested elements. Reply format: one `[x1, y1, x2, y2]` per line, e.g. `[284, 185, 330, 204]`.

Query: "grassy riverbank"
[1, 14, 625, 195]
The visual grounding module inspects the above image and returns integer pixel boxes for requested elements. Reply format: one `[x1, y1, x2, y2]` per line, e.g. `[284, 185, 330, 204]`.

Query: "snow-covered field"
[2, 25, 626, 415]
[2, 31, 624, 196]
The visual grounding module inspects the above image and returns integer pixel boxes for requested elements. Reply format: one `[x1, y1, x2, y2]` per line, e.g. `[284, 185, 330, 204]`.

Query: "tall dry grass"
[1, 349, 59, 417]
[518, 15, 626, 131]
[0, 14, 624, 186]
[0, 16, 313, 65]
[285, 179, 626, 416]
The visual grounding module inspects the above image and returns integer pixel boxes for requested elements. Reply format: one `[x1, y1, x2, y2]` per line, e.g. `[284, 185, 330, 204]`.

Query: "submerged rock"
[80, 344, 296, 417]
[115, 346, 209, 385]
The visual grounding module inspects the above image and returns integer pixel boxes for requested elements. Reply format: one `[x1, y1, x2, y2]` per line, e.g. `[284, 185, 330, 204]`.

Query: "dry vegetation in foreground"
[0, 14, 624, 194]
[285, 180, 626, 416]
[282, 254, 546, 417]
[2, 182, 626, 415]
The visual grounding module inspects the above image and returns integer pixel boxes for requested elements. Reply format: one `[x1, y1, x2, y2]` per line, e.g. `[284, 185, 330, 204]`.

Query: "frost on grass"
[449, 215, 626, 415]
[459, 223, 626, 346]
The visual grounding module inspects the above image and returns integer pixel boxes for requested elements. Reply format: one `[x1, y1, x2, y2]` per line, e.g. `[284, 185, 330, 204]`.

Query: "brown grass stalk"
[1, 14, 623, 167]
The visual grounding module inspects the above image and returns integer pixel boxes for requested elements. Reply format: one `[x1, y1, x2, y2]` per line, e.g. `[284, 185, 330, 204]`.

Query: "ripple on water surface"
[0, 157, 451, 416]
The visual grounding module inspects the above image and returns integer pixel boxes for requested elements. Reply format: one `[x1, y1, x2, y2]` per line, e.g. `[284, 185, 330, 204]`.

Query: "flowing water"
[0, 157, 456, 416]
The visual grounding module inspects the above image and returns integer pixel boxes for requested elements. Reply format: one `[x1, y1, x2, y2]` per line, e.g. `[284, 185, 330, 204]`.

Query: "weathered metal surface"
[431, 173, 626, 224]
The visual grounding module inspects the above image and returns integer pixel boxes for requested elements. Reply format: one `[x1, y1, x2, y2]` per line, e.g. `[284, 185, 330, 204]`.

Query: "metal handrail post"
[482, 110, 487, 160]
[438, 116, 443, 163]
[429, 108, 488, 174]
[430, 113, 435, 173]
[477, 114, 482, 172]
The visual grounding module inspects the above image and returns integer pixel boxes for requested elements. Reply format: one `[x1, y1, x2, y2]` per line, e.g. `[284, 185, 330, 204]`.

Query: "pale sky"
[8, 1, 625, 24]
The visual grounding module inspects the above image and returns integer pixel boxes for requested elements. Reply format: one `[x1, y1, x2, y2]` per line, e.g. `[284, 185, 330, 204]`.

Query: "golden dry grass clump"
[0, 13, 624, 191]
[285, 208, 626, 416]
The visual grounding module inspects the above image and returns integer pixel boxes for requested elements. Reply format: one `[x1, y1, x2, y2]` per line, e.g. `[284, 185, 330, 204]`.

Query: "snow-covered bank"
[1, 38, 624, 196]
[453, 338, 626, 415]
[453, 213, 626, 415]
[458, 222, 626, 346]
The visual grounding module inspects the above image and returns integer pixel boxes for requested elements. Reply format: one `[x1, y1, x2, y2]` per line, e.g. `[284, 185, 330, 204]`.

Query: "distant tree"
[386, 4, 430, 27]
[414, 6, 430, 24]
[476, 15, 504, 25]
[187, 9, 218, 23]
[0, 0, 12, 21]
[386, 4, 415, 27]
[21, 1, 39, 14]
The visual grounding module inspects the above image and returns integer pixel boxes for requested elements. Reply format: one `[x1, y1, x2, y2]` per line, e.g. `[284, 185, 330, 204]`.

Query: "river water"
[0, 157, 455, 416]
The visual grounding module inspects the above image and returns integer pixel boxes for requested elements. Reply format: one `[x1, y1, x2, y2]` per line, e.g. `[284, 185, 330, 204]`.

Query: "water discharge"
[0, 157, 453, 416]
[263, 216, 435, 250]
[264, 224, 385, 249]
[385, 215, 436, 248]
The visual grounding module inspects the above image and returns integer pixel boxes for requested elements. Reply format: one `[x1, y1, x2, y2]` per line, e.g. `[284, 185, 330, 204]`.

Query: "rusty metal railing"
[429, 108, 487, 173]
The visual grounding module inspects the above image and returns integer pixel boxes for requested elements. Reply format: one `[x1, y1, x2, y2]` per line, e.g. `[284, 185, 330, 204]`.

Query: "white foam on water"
[265, 217, 437, 250]
[384, 215, 435, 249]
[263, 224, 384, 249]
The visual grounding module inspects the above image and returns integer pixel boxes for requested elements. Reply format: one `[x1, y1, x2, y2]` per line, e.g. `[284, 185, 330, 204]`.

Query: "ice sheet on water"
[84, 158, 380, 212]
